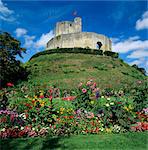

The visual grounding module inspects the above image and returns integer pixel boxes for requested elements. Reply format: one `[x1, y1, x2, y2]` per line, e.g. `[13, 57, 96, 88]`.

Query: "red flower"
[0, 117, 7, 123]
[18, 130, 25, 137]
[32, 100, 35, 104]
[25, 103, 32, 109]
[117, 102, 122, 104]
[39, 95, 44, 99]
[48, 89, 53, 94]
[6, 82, 14, 87]
[69, 116, 74, 119]
[62, 96, 76, 101]
[25, 114, 29, 118]
[10, 114, 15, 122]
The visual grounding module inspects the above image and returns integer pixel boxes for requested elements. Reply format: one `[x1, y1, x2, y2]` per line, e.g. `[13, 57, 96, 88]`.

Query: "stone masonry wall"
[46, 32, 112, 51]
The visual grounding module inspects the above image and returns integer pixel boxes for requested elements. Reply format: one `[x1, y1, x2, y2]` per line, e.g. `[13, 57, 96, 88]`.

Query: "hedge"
[30, 48, 118, 60]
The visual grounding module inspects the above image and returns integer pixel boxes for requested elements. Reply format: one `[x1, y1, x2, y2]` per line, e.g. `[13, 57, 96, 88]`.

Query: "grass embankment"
[24, 53, 145, 91]
[0, 132, 147, 150]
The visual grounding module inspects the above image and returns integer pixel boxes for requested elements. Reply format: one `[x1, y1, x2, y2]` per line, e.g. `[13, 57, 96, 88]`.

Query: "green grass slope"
[25, 52, 145, 90]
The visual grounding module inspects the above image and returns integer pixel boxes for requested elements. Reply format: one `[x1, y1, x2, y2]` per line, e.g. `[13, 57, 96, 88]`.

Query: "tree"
[132, 64, 146, 76]
[0, 31, 29, 87]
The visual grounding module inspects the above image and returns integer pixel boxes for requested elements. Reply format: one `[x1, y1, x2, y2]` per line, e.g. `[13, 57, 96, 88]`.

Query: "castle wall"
[46, 32, 112, 51]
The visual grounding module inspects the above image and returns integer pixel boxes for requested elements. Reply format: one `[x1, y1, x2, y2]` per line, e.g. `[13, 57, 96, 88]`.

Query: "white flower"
[100, 128, 104, 131]
[101, 96, 104, 98]
[107, 98, 110, 100]
[110, 102, 114, 105]
[32, 128, 35, 131]
[1, 128, 5, 132]
[19, 113, 26, 119]
[106, 104, 110, 107]
[21, 127, 24, 130]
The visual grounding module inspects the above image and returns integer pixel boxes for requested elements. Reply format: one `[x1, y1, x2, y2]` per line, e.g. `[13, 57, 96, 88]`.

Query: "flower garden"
[0, 80, 147, 139]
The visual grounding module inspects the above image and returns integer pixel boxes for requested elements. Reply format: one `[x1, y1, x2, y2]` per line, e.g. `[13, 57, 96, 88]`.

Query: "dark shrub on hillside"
[30, 48, 112, 60]
[132, 64, 146, 76]
[103, 51, 119, 58]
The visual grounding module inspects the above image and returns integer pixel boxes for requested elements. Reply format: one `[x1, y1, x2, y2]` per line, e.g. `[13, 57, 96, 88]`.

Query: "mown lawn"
[0, 132, 147, 150]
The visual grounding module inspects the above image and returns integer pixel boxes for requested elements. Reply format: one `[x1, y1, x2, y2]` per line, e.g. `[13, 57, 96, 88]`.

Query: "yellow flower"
[34, 95, 37, 99]
[128, 105, 133, 110]
[60, 107, 65, 112]
[124, 106, 129, 111]
[90, 100, 95, 104]
[106, 128, 112, 133]
[40, 103, 45, 107]
[40, 93, 44, 96]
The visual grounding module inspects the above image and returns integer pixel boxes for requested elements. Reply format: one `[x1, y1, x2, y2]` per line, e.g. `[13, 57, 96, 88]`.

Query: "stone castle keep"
[46, 17, 112, 51]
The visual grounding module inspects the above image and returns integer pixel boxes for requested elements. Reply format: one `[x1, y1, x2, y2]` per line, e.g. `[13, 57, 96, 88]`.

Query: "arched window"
[96, 41, 102, 50]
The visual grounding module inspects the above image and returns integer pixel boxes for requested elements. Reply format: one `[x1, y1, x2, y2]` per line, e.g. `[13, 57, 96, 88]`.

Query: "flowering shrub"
[0, 80, 147, 139]
[0, 110, 24, 128]
[73, 80, 100, 110]
[131, 122, 148, 132]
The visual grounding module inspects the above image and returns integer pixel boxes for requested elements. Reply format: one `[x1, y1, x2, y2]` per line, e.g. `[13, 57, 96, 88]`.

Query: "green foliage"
[30, 48, 112, 60]
[0, 32, 29, 87]
[131, 81, 148, 112]
[132, 64, 146, 76]
[103, 51, 119, 58]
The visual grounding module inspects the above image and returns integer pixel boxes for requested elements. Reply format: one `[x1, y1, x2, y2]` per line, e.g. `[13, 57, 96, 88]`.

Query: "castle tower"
[74, 17, 82, 33]
[55, 17, 82, 36]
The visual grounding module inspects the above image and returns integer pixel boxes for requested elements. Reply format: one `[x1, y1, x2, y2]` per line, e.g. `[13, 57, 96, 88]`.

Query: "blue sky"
[0, 0, 148, 71]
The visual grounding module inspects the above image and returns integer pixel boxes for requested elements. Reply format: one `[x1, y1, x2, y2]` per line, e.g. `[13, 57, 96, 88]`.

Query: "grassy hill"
[24, 51, 145, 91]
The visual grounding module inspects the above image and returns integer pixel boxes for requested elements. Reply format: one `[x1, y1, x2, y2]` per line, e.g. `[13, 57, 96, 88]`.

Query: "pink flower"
[78, 82, 83, 88]
[82, 88, 87, 93]
[28, 130, 37, 137]
[93, 82, 97, 87]
[86, 81, 91, 86]
[49, 96, 52, 101]
[6, 82, 14, 87]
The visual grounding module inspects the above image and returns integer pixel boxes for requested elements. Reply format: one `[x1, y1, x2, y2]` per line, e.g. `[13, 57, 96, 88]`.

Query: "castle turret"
[55, 17, 82, 36]
[74, 17, 82, 33]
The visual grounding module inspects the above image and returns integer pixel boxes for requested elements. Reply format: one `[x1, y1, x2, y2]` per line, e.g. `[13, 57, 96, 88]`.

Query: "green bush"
[30, 48, 117, 60]
[103, 51, 119, 58]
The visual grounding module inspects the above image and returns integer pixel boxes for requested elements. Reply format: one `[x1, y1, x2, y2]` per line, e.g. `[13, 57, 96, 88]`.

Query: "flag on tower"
[73, 10, 77, 16]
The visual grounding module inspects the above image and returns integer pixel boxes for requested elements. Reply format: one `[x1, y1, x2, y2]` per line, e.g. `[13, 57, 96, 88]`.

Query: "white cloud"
[112, 36, 148, 53]
[127, 50, 148, 59]
[0, 0, 13, 15]
[0, 0, 15, 22]
[110, 37, 120, 43]
[15, 28, 27, 37]
[35, 30, 54, 48]
[15, 27, 54, 52]
[24, 35, 36, 48]
[136, 10, 148, 30]
[129, 59, 143, 66]
[112, 35, 148, 73]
